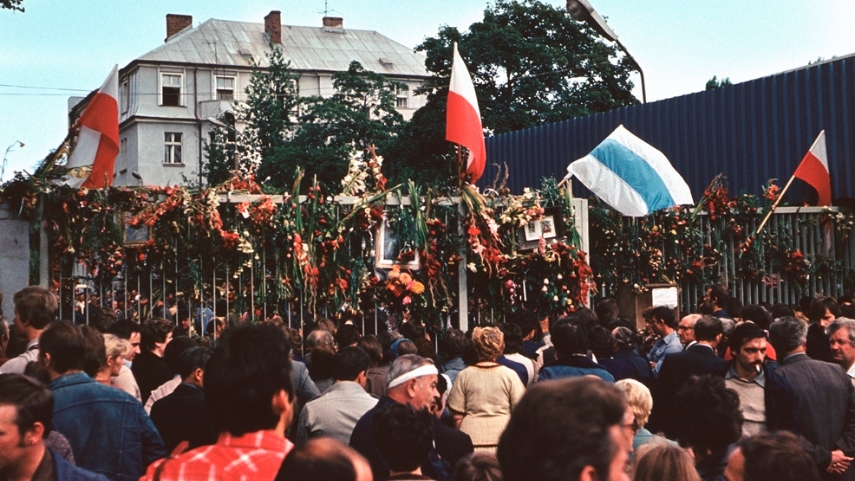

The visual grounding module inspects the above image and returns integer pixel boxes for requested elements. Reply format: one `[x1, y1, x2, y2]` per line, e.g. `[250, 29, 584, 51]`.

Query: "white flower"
[467, 262, 477, 272]
[553, 296, 559, 302]
[557, 274, 563, 280]
[543, 279, 549, 285]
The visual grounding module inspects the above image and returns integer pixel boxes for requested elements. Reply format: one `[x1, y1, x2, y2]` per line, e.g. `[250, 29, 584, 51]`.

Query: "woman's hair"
[103, 333, 131, 360]
[632, 443, 701, 481]
[615, 378, 653, 428]
[471, 327, 504, 362]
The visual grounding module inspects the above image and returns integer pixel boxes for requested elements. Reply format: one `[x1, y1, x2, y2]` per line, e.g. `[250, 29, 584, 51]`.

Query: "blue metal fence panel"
[483, 55, 855, 202]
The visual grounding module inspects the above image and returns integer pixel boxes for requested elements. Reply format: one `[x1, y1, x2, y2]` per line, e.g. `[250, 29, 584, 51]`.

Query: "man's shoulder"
[52, 448, 111, 481]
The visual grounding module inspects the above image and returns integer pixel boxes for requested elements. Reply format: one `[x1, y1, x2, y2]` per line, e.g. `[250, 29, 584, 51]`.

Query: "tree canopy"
[1, 0, 24, 12]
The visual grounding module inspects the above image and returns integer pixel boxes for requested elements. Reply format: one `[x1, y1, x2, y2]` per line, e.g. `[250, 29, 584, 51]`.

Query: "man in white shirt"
[0, 286, 56, 374]
[829, 317, 855, 382]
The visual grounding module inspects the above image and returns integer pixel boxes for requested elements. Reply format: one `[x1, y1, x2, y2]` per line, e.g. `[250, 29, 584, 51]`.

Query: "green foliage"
[705, 75, 732, 90]
[202, 127, 233, 187]
[1, 0, 24, 12]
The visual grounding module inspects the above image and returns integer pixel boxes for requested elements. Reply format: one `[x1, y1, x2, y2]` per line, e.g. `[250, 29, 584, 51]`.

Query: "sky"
[2, 0, 855, 181]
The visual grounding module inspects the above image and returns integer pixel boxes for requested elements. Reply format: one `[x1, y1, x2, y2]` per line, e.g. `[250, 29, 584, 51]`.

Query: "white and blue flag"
[566, 125, 693, 217]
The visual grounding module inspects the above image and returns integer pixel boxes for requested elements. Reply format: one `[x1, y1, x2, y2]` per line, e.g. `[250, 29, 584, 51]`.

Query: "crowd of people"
[0, 282, 853, 480]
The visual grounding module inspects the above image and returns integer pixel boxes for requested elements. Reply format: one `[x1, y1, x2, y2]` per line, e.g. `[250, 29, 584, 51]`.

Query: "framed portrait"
[516, 207, 566, 251]
[375, 216, 420, 270]
[122, 212, 151, 246]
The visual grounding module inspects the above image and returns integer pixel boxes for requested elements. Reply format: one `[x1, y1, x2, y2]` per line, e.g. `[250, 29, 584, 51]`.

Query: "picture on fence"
[517, 208, 565, 251]
[376, 217, 420, 269]
[122, 212, 151, 246]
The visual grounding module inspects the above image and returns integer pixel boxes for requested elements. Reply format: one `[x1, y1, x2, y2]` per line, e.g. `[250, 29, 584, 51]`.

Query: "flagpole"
[755, 131, 826, 236]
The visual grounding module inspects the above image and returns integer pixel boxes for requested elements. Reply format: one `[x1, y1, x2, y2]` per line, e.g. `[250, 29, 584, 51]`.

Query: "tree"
[1, 0, 24, 12]
[387, 0, 639, 187]
[705, 75, 732, 90]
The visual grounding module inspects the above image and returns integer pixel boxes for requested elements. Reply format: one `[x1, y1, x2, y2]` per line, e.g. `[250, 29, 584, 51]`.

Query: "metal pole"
[457, 202, 469, 333]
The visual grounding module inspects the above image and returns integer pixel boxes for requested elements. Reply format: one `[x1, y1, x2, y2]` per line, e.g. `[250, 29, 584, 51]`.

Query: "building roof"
[133, 18, 428, 78]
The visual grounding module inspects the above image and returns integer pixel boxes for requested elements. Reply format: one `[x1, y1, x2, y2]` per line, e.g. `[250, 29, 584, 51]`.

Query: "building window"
[395, 85, 408, 109]
[161, 74, 182, 106]
[216, 76, 235, 101]
[121, 80, 129, 113]
[164, 132, 182, 164]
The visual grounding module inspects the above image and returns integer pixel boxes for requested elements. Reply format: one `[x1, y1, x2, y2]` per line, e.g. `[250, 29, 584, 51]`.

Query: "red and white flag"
[66, 65, 119, 188]
[793, 130, 831, 206]
[446, 43, 486, 183]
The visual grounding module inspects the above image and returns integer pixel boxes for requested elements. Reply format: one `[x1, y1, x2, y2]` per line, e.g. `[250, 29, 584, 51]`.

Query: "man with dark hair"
[807, 296, 841, 362]
[829, 317, 855, 382]
[644, 306, 682, 377]
[1, 286, 57, 375]
[651, 315, 727, 437]
[297, 346, 378, 444]
[105, 319, 142, 401]
[40, 321, 165, 481]
[595, 298, 620, 328]
[673, 374, 743, 480]
[538, 318, 613, 382]
[372, 403, 434, 480]
[351, 354, 473, 481]
[712, 322, 798, 437]
[497, 377, 632, 481]
[0, 373, 108, 481]
[507, 309, 542, 360]
[132, 317, 174, 404]
[142, 324, 296, 480]
[150, 346, 216, 452]
[336, 324, 362, 349]
[705, 284, 732, 318]
[144, 335, 197, 413]
[725, 431, 820, 481]
[359, 335, 388, 397]
[770, 315, 855, 479]
[276, 437, 372, 481]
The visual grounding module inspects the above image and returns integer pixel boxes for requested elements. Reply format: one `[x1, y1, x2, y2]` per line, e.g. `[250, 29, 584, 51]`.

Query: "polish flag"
[793, 130, 831, 206]
[446, 43, 486, 183]
[66, 65, 119, 188]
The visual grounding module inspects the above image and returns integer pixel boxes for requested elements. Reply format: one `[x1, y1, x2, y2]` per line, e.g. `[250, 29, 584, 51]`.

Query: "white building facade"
[107, 12, 429, 187]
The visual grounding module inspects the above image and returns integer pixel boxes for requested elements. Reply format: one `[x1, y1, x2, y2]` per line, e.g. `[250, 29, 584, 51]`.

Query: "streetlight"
[566, 0, 647, 103]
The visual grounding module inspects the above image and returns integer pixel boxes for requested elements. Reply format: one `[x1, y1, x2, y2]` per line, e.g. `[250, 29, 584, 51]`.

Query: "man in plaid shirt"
[142, 324, 296, 481]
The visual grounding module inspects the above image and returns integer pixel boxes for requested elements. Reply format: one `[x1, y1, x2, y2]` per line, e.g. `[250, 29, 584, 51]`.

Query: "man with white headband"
[350, 354, 473, 481]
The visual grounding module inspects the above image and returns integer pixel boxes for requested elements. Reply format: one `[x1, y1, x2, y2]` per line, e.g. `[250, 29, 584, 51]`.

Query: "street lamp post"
[566, 0, 647, 103]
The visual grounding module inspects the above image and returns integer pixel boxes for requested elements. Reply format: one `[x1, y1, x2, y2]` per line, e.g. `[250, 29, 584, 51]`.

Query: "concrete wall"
[0, 203, 30, 320]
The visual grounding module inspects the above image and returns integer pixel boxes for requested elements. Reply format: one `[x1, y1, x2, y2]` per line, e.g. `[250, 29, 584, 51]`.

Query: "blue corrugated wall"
[483, 54, 855, 203]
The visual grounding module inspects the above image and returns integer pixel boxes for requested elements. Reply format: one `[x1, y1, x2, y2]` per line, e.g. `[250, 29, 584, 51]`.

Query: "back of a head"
[13, 286, 57, 330]
[588, 326, 617, 359]
[739, 431, 819, 481]
[357, 335, 383, 367]
[551, 318, 588, 357]
[79, 325, 106, 377]
[335, 324, 362, 349]
[507, 309, 539, 337]
[334, 346, 370, 382]
[441, 329, 467, 359]
[768, 316, 808, 355]
[141, 318, 174, 352]
[371, 402, 433, 474]
[673, 374, 742, 455]
[204, 324, 293, 436]
[595, 298, 620, 327]
[497, 377, 626, 481]
[39, 321, 85, 374]
[694, 315, 723, 342]
[0, 373, 54, 437]
[276, 437, 365, 481]
[471, 326, 504, 362]
[89, 308, 117, 333]
[769, 303, 795, 320]
[453, 452, 503, 481]
[306, 329, 335, 351]
[633, 443, 700, 481]
[611, 326, 636, 351]
[740, 305, 772, 330]
[499, 323, 524, 355]
[574, 307, 598, 332]
[164, 336, 197, 374]
[106, 319, 140, 340]
[708, 284, 730, 308]
[177, 346, 212, 380]
[309, 345, 337, 381]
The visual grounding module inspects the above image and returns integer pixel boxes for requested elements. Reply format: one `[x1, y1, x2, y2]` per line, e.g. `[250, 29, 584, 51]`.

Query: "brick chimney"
[265, 11, 282, 44]
[323, 16, 343, 29]
[165, 14, 192, 42]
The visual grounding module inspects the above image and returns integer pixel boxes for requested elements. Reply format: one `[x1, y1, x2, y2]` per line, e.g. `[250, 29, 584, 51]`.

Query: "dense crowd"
[0, 283, 853, 481]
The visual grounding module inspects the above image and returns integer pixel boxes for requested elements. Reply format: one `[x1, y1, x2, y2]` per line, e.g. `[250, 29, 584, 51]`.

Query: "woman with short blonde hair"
[447, 327, 525, 452]
[95, 333, 131, 385]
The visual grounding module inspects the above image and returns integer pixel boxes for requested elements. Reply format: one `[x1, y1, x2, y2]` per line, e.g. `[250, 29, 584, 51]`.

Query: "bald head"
[678, 314, 701, 346]
[276, 437, 372, 481]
